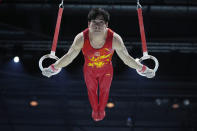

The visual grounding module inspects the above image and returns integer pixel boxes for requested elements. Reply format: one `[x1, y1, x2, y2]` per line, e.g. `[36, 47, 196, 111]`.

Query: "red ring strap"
[137, 8, 147, 53]
[51, 7, 63, 52]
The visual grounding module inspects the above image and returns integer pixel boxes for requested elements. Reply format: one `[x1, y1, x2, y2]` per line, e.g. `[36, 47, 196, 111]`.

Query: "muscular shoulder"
[72, 32, 84, 50]
[112, 32, 124, 50]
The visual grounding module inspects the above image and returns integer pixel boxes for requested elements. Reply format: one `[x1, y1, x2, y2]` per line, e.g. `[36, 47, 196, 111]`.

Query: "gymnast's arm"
[54, 32, 84, 69]
[112, 33, 143, 70]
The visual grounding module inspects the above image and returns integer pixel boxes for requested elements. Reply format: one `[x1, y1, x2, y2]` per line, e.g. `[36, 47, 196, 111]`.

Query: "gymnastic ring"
[39, 54, 62, 73]
[136, 55, 159, 77]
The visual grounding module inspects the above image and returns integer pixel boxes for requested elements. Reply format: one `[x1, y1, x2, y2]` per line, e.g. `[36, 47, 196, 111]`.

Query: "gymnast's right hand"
[42, 64, 59, 78]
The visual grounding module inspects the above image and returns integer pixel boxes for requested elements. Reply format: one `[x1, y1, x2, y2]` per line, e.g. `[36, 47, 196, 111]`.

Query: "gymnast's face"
[88, 15, 108, 34]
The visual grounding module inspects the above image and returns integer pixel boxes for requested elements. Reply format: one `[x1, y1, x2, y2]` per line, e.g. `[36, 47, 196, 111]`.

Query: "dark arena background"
[0, 0, 197, 131]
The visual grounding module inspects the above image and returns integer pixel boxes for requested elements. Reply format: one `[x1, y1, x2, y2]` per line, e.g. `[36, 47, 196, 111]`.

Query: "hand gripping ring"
[39, 53, 62, 74]
[136, 55, 159, 77]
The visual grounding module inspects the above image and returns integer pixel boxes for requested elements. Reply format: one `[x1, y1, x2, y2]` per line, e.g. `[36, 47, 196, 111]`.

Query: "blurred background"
[0, 0, 197, 131]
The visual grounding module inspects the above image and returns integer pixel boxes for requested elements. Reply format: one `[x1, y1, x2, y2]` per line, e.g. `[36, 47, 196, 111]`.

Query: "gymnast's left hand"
[135, 59, 155, 78]
[142, 67, 155, 78]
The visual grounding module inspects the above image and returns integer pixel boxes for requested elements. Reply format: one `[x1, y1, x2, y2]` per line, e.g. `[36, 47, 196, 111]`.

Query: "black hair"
[88, 8, 110, 23]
